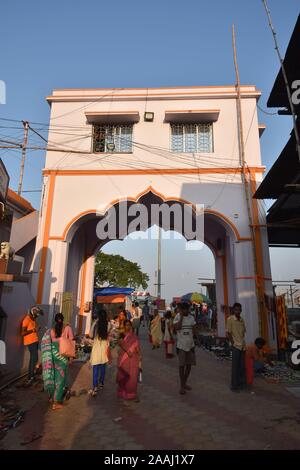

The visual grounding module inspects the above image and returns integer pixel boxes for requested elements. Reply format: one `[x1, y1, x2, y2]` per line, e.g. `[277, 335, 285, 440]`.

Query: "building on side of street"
[31, 85, 274, 345]
[0, 158, 10, 360]
[0, 188, 41, 381]
[255, 14, 300, 247]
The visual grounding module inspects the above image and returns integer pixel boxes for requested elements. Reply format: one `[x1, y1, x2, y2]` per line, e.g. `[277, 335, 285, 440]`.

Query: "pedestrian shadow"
[67, 360, 86, 391]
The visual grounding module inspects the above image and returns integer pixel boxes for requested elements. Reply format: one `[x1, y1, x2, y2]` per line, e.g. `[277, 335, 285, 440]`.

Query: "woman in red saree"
[117, 320, 141, 401]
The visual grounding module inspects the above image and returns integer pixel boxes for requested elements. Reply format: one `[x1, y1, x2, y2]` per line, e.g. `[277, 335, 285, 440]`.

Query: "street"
[1, 328, 300, 450]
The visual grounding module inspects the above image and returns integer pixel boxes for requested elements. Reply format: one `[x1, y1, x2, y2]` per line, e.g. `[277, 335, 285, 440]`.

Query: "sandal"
[52, 403, 63, 410]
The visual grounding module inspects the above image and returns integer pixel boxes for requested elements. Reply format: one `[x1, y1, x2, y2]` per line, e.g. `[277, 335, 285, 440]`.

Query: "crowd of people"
[20, 300, 271, 412]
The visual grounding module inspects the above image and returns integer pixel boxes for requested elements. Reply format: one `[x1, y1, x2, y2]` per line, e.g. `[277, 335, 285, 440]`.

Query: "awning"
[254, 129, 300, 199]
[267, 15, 300, 109]
[266, 225, 300, 246]
[94, 287, 134, 299]
[96, 294, 126, 304]
[265, 194, 300, 246]
[85, 111, 140, 124]
[164, 109, 220, 123]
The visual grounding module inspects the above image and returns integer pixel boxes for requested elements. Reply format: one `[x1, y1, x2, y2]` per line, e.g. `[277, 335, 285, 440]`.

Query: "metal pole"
[290, 285, 294, 308]
[157, 226, 161, 298]
[18, 120, 29, 195]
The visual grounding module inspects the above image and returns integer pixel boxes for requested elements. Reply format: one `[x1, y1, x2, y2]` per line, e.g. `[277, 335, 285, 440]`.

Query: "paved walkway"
[1, 328, 300, 450]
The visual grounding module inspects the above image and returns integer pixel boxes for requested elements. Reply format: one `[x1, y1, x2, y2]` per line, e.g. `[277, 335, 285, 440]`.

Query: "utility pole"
[18, 120, 29, 195]
[157, 226, 162, 298]
[262, 0, 300, 163]
[290, 285, 294, 308]
[232, 25, 264, 336]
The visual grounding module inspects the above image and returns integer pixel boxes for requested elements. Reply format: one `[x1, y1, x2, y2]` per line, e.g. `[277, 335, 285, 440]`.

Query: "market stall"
[93, 287, 134, 319]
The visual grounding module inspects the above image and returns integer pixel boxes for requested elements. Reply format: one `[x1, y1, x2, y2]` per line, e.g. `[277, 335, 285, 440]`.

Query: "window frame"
[169, 122, 214, 153]
[92, 123, 134, 154]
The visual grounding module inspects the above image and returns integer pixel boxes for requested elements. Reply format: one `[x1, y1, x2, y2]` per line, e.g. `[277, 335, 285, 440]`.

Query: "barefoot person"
[173, 302, 197, 395]
[245, 337, 271, 386]
[117, 320, 141, 402]
[41, 313, 74, 410]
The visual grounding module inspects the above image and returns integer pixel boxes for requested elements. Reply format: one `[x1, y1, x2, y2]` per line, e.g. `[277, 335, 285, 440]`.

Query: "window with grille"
[93, 124, 133, 153]
[171, 123, 213, 153]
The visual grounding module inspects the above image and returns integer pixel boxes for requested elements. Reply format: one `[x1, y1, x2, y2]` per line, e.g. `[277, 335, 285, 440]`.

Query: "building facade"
[0, 189, 39, 380]
[255, 14, 300, 247]
[31, 85, 273, 343]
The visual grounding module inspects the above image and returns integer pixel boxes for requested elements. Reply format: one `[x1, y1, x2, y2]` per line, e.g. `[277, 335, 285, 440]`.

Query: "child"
[89, 309, 110, 397]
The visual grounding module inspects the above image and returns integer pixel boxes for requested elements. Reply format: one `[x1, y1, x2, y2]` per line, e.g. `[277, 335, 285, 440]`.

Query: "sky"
[1, 0, 299, 300]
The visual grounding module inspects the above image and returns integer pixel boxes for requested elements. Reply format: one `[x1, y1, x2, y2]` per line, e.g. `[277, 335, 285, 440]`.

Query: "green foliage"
[94, 252, 149, 290]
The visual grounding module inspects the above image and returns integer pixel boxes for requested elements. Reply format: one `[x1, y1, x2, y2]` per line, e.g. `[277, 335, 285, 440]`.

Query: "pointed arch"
[56, 186, 243, 243]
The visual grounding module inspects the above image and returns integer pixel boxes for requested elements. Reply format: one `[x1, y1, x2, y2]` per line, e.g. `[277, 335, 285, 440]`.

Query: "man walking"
[131, 302, 142, 336]
[207, 307, 213, 330]
[173, 302, 197, 395]
[226, 302, 246, 392]
[21, 306, 43, 385]
[142, 300, 150, 327]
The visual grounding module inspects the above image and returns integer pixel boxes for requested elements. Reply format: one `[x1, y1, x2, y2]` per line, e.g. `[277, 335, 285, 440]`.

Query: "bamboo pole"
[232, 24, 265, 337]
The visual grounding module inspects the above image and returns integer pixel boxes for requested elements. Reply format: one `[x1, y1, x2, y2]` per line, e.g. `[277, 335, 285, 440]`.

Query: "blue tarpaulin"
[93, 287, 134, 299]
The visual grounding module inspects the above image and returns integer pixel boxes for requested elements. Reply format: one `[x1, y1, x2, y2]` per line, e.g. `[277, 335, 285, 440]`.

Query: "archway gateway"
[31, 86, 274, 345]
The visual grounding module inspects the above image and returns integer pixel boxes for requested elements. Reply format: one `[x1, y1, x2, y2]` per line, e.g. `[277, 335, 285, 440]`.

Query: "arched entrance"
[48, 188, 244, 338]
[31, 85, 274, 345]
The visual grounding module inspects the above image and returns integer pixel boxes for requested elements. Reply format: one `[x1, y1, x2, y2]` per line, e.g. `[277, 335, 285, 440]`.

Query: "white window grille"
[171, 123, 213, 153]
[93, 124, 133, 153]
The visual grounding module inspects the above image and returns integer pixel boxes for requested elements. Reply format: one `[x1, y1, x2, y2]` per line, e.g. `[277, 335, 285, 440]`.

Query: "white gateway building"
[31, 86, 274, 344]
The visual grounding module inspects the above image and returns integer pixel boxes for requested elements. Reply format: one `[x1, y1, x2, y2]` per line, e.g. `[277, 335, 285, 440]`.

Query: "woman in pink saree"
[117, 320, 141, 401]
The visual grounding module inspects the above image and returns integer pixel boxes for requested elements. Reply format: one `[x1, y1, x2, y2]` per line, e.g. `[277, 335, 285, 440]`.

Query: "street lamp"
[144, 112, 154, 122]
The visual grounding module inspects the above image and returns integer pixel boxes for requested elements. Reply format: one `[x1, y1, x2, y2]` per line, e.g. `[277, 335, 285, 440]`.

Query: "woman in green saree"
[41, 313, 73, 410]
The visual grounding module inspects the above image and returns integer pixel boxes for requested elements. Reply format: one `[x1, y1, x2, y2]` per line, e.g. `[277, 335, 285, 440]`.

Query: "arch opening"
[61, 191, 237, 336]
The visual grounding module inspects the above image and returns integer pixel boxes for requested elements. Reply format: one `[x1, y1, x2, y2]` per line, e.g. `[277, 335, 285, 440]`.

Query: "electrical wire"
[257, 103, 277, 116]
[0, 84, 265, 207]
[3, 127, 243, 169]
[44, 88, 123, 122]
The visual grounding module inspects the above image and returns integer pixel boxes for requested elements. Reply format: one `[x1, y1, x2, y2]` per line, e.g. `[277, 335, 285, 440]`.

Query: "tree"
[94, 252, 149, 290]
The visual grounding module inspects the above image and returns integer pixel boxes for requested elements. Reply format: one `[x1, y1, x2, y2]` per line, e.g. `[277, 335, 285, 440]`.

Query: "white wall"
[32, 86, 270, 342]
[1, 282, 46, 379]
